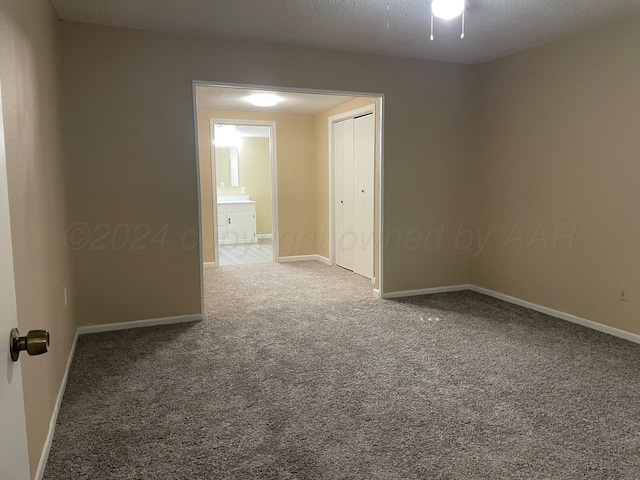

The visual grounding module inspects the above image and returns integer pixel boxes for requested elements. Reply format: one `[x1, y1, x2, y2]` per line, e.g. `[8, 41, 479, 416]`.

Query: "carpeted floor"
[44, 262, 640, 479]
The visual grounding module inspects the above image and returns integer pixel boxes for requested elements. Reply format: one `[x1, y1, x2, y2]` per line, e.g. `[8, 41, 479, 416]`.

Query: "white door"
[353, 113, 375, 279]
[341, 119, 355, 271]
[333, 111, 374, 279]
[334, 118, 355, 271]
[334, 120, 345, 268]
[0, 80, 31, 479]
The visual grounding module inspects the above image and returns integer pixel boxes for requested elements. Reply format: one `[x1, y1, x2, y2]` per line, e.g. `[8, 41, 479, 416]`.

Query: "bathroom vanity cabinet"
[217, 197, 257, 244]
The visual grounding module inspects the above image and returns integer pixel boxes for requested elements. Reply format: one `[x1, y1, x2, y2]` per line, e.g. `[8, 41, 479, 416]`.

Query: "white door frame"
[329, 103, 383, 291]
[0, 79, 31, 479]
[209, 118, 279, 265]
[192, 81, 386, 315]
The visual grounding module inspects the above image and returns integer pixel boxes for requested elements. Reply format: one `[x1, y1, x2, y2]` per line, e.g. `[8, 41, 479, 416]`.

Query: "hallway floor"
[218, 238, 273, 265]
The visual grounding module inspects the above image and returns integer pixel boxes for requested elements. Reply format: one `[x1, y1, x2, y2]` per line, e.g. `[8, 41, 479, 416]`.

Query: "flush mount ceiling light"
[245, 93, 282, 107]
[430, 0, 467, 40]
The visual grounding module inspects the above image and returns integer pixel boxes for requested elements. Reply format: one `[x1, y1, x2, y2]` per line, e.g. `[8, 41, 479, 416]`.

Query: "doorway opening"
[211, 121, 277, 266]
[193, 82, 385, 315]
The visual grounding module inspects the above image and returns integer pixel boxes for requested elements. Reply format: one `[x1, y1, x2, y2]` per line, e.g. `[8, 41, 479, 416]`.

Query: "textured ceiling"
[197, 86, 358, 115]
[51, 0, 640, 64]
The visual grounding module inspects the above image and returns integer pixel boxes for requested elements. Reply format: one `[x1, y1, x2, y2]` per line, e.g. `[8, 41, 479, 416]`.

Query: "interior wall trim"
[77, 314, 203, 335]
[278, 254, 331, 265]
[35, 330, 79, 480]
[383, 284, 640, 344]
[470, 285, 640, 345]
[381, 284, 471, 299]
[36, 313, 201, 477]
[191, 83, 206, 326]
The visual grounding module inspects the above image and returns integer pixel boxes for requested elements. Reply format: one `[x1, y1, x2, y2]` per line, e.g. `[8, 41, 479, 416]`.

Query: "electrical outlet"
[618, 286, 628, 302]
[241, 186, 246, 194]
[220, 181, 224, 187]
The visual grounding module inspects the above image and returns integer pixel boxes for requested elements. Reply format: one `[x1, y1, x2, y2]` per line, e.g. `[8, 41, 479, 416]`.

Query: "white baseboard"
[203, 262, 217, 268]
[373, 288, 381, 298]
[36, 313, 203, 476]
[35, 329, 79, 480]
[35, 282, 639, 478]
[470, 285, 640, 345]
[256, 234, 272, 240]
[77, 314, 203, 335]
[381, 283, 640, 344]
[278, 254, 331, 265]
[382, 284, 470, 299]
[219, 238, 258, 245]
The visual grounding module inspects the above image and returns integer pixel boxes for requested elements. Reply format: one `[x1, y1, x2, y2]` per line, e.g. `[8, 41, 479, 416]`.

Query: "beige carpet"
[44, 261, 640, 479]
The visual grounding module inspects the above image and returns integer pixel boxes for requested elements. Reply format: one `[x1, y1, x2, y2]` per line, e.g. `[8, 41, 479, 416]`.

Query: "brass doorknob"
[10, 328, 50, 361]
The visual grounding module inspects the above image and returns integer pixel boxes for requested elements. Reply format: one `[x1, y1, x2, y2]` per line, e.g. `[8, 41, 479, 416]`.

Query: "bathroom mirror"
[214, 124, 240, 188]
[214, 124, 271, 195]
[214, 146, 239, 188]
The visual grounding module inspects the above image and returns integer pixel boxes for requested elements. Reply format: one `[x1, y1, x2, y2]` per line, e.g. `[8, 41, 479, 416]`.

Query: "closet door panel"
[355, 114, 375, 279]
[333, 112, 374, 278]
[353, 115, 366, 277]
[334, 121, 345, 268]
[341, 118, 355, 271]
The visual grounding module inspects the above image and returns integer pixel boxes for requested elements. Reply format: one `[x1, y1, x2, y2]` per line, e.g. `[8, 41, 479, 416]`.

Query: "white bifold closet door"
[334, 112, 374, 279]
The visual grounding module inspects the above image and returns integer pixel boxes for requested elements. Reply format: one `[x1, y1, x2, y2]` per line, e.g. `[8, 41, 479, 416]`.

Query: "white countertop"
[217, 195, 255, 205]
[217, 200, 256, 204]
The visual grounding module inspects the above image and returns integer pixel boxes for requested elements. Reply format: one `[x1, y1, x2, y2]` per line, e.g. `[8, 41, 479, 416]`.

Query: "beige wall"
[214, 148, 232, 191]
[473, 14, 640, 335]
[0, 7, 636, 478]
[0, 1, 77, 477]
[236, 138, 272, 235]
[198, 109, 317, 262]
[215, 138, 273, 236]
[62, 21, 476, 311]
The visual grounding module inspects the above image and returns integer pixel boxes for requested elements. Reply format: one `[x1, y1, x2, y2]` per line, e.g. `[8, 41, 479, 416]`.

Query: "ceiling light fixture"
[245, 93, 282, 107]
[430, 0, 467, 40]
[432, 0, 464, 20]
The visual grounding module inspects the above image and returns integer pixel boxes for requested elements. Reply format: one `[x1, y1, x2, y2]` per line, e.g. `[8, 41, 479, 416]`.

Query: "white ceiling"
[51, 0, 640, 64]
[197, 85, 359, 115]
